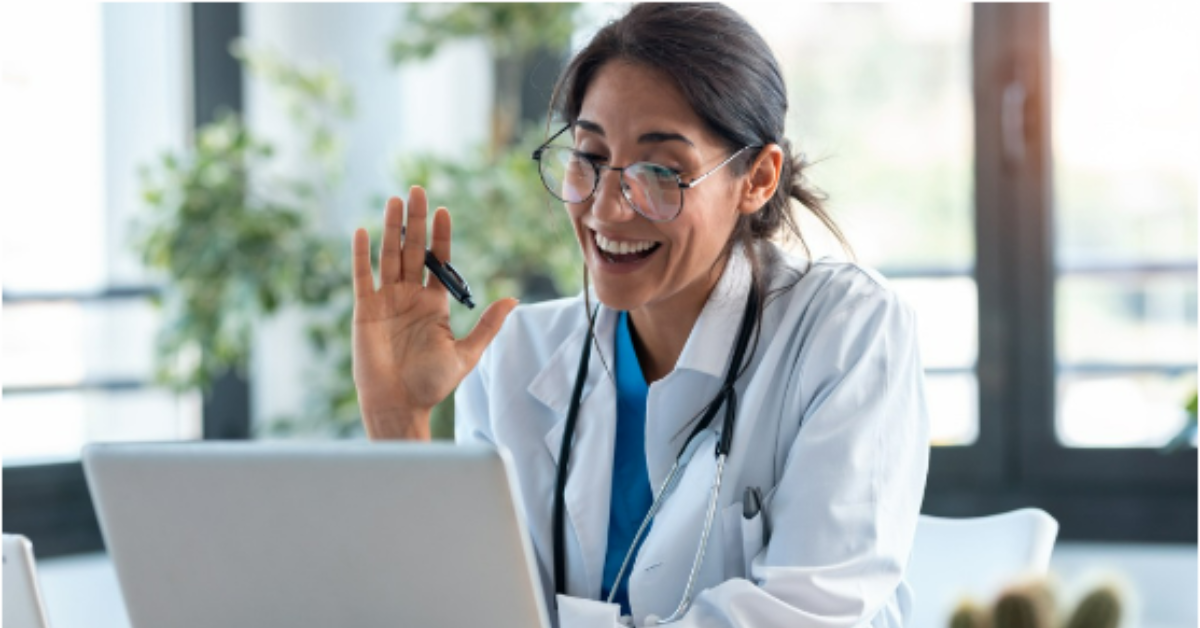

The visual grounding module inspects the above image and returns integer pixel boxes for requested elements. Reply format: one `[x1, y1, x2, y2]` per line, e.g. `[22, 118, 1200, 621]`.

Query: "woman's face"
[568, 61, 749, 316]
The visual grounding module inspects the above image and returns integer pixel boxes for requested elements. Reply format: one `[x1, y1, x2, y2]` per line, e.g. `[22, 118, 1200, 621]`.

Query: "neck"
[627, 257, 729, 383]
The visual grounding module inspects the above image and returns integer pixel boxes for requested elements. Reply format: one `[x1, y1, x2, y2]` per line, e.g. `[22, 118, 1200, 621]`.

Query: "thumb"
[457, 297, 520, 370]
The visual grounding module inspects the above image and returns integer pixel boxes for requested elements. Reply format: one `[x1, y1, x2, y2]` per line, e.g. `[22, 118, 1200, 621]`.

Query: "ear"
[737, 144, 784, 216]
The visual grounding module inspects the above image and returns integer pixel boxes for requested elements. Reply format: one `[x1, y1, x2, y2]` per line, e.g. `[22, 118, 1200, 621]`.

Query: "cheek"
[567, 205, 589, 239]
[671, 193, 739, 253]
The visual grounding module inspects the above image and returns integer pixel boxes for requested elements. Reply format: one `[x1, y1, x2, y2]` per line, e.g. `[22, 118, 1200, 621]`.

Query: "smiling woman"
[351, 3, 930, 627]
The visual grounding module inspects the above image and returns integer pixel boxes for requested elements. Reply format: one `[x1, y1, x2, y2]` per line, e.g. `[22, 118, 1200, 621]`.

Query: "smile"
[590, 229, 662, 271]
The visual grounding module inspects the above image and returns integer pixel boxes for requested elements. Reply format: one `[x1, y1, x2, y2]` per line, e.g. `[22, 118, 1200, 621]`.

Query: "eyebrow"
[575, 118, 696, 148]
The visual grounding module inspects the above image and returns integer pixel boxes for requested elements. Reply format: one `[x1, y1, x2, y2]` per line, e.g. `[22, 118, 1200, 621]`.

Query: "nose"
[589, 168, 638, 224]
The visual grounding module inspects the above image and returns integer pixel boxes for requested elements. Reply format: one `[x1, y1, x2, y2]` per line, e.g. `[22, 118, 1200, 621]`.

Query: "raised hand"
[351, 186, 518, 440]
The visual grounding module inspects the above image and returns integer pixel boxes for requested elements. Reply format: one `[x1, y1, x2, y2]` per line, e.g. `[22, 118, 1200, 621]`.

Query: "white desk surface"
[34, 543, 1196, 628]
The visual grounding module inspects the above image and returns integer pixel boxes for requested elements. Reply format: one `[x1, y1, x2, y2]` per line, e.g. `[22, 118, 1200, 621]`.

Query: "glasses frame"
[532, 122, 757, 222]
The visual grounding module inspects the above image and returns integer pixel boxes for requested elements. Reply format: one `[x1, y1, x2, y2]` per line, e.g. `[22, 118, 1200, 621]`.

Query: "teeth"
[595, 232, 657, 256]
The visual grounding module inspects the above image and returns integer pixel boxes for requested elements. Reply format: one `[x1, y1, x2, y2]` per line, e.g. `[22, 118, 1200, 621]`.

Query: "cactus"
[1063, 585, 1122, 628]
[950, 600, 990, 628]
[993, 584, 1055, 628]
[949, 578, 1121, 628]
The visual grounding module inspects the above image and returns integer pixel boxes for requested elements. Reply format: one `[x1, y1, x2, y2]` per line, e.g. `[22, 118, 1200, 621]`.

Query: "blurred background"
[1, 3, 1195, 627]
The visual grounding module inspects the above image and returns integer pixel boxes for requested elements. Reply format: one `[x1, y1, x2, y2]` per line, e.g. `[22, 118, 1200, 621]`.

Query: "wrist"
[361, 404, 432, 441]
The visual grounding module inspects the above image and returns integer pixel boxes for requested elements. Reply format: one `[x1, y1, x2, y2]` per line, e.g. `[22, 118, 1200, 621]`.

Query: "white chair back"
[3, 534, 53, 628]
[906, 508, 1059, 628]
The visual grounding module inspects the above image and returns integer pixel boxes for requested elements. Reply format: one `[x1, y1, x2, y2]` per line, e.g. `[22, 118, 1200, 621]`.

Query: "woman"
[351, 4, 929, 627]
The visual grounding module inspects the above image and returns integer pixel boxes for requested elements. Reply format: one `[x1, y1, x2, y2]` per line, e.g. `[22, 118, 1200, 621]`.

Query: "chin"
[588, 275, 650, 313]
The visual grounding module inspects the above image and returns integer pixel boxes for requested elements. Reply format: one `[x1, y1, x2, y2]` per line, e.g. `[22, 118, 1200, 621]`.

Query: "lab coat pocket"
[719, 502, 764, 580]
[719, 502, 744, 579]
[740, 509, 765, 580]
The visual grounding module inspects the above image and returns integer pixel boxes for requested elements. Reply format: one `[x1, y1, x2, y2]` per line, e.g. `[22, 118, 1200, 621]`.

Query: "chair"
[3, 534, 53, 628]
[905, 508, 1059, 628]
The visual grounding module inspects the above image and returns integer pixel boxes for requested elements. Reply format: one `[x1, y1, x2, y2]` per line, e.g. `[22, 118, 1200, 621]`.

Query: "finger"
[456, 298, 519, 369]
[427, 207, 452, 294]
[431, 206, 451, 263]
[352, 228, 375, 299]
[379, 196, 404, 284]
[401, 185, 428, 284]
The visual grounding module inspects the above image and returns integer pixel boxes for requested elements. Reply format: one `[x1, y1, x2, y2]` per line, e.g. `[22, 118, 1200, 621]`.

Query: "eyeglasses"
[532, 123, 755, 222]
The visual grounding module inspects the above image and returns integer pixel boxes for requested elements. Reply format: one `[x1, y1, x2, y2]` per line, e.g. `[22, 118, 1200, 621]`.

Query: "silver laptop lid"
[83, 441, 548, 628]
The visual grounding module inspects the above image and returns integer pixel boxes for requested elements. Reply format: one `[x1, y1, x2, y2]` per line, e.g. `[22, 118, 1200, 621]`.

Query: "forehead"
[576, 61, 715, 146]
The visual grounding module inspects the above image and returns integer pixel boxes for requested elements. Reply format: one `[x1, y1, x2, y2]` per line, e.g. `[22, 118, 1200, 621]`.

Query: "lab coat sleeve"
[454, 325, 499, 447]
[657, 275, 931, 628]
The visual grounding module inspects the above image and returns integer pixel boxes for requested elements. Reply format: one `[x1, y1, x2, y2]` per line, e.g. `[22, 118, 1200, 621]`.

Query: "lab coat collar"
[528, 301, 618, 418]
[527, 243, 753, 413]
[673, 243, 754, 380]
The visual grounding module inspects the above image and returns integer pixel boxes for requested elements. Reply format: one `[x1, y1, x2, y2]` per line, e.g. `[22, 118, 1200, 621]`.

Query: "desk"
[37, 552, 129, 628]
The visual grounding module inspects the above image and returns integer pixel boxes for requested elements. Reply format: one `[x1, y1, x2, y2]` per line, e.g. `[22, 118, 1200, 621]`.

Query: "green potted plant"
[134, 5, 585, 439]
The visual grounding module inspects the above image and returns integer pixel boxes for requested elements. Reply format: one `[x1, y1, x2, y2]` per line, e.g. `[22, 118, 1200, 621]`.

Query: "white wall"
[240, 3, 491, 430]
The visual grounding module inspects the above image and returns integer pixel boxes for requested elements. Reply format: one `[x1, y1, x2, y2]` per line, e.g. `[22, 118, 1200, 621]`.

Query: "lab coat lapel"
[531, 303, 618, 599]
[644, 246, 752, 494]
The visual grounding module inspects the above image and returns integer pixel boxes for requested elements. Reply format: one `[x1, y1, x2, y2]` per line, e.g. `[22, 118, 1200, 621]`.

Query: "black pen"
[424, 250, 475, 309]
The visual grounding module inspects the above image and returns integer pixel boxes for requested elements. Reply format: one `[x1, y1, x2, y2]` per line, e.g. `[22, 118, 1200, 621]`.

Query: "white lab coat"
[455, 242, 930, 628]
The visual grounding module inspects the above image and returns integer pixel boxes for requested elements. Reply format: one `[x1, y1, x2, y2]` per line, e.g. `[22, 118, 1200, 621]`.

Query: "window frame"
[922, 4, 1197, 543]
[1, 4, 251, 558]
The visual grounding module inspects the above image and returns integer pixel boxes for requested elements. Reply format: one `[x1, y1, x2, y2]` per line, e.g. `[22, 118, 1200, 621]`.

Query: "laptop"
[3, 534, 53, 628]
[82, 441, 550, 628]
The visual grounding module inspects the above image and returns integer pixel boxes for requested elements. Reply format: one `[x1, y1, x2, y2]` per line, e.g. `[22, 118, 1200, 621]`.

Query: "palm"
[351, 187, 517, 434]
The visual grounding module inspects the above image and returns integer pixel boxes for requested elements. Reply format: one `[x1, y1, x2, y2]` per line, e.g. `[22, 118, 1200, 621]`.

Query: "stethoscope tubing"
[657, 452, 728, 624]
[553, 283, 760, 622]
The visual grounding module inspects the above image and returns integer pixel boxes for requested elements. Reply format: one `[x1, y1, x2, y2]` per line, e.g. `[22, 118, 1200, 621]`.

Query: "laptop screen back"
[83, 442, 548, 628]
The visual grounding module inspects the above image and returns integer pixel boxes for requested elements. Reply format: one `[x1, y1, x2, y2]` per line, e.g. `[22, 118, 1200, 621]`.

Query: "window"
[2, 4, 247, 558]
[1050, 3, 1197, 449]
[2, 3, 200, 466]
[732, 3, 1196, 541]
[736, 3, 978, 447]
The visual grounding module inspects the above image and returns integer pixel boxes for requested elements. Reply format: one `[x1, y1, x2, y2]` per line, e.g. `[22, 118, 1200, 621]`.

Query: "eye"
[572, 149, 607, 163]
[634, 161, 682, 180]
[652, 162, 683, 177]
[641, 151, 689, 175]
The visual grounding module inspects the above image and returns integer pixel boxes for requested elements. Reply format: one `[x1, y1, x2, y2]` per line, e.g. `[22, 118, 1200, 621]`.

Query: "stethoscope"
[553, 283, 759, 624]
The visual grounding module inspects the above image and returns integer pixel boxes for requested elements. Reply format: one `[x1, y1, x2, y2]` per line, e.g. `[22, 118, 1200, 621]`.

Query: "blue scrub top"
[600, 311, 654, 616]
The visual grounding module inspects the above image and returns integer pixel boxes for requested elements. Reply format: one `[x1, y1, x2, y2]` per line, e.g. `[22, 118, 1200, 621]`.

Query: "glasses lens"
[539, 147, 595, 204]
[624, 162, 682, 221]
